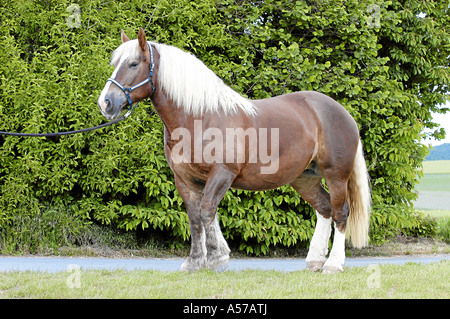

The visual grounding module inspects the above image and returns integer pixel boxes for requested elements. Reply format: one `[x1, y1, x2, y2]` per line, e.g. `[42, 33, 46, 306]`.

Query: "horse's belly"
[231, 157, 312, 191]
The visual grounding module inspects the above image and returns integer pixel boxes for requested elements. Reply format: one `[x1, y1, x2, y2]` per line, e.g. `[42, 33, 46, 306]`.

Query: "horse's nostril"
[105, 99, 112, 111]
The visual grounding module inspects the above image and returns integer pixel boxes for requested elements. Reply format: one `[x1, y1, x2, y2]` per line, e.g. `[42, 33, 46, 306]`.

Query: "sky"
[422, 101, 450, 146]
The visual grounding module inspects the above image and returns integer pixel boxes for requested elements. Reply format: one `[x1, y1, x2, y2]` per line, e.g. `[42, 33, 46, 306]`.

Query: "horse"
[98, 28, 371, 273]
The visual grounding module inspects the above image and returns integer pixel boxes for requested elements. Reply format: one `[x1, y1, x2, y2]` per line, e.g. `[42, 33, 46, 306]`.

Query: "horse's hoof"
[322, 266, 343, 274]
[306, 261, 325, 272]
[207, 256, 230, 272]
[180, 257, 206, 271]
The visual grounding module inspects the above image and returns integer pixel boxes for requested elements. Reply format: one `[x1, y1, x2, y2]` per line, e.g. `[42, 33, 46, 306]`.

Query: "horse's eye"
[129, 61, 139, 68]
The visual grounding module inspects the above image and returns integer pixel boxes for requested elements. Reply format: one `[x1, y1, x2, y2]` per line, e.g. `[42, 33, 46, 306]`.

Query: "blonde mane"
[110, 39, 256, 116]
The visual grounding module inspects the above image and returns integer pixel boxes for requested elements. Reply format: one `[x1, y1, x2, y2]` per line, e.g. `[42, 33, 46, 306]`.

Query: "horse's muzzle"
[98, 95, 123, 120]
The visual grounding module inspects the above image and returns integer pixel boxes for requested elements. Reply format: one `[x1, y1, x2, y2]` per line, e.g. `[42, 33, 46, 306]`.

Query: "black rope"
[0, 108, 156, 137]
[0, 114, 128, 137]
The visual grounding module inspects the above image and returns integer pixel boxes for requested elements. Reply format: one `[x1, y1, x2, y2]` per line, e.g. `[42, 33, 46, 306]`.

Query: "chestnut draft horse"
[98, 28, 371, 273]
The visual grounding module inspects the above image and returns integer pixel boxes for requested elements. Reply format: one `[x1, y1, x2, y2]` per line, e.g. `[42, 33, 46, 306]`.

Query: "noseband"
[107, 42, 156, 112]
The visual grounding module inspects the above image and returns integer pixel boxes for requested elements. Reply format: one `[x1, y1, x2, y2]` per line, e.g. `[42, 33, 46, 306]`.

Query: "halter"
[107, 42, 156, 113]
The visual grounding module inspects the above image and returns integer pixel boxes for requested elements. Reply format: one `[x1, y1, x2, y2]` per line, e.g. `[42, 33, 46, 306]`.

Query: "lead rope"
[0, 109, 133, 137]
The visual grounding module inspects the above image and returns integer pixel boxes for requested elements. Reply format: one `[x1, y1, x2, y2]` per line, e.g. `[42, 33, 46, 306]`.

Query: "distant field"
[416, 174, 450, 191]
[417, 160, 450, 192]
[415, 160, 450, 211]
[422, 160, 450, 174]
[423, 210, 450, 219]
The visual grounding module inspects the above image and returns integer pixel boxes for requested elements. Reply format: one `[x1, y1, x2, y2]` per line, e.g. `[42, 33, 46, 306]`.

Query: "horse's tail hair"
[346, 139, 371, 248]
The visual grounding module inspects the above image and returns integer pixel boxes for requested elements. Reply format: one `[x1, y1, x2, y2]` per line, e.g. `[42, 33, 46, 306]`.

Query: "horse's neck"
[150, 89, 193, 133]
[150, 86, 252, 135]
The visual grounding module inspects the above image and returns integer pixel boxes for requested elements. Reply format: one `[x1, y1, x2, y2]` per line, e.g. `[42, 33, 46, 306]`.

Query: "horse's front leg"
[175, 175, 207, 271]
[200, 165, 236, 272]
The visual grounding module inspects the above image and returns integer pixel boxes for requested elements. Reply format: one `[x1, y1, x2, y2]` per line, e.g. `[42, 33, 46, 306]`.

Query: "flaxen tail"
[346, 140, 371, 248]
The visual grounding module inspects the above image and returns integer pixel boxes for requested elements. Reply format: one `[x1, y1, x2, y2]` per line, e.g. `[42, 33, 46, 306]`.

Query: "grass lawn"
[0, 261, 448, 299]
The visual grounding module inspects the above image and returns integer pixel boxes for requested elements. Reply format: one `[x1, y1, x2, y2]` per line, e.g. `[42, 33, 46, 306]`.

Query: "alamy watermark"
[366, 264, 381, 289]
[171, 120, 280, 174]
[66, 264, 81, 289]
[367, 4, 381, 28]
[66, 4, 81, 28]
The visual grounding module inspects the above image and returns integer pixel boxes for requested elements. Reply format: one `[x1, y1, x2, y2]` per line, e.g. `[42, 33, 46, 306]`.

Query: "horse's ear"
[121, 30, 130, 43]
[138, 27, 147, 52]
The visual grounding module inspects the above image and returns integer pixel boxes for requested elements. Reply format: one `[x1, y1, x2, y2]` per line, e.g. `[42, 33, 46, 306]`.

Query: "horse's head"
[98, 28, 155, 120]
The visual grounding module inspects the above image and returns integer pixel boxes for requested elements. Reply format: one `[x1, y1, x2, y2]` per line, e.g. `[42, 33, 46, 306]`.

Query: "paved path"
[0, 255, 448, 273]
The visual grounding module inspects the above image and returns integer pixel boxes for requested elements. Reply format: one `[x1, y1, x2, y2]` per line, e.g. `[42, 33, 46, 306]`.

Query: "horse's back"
[256, 91, 357, 126]
[253, 91, 359, 146]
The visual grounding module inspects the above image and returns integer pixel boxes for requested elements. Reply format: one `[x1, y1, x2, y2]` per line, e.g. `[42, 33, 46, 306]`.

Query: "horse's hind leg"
[292, 172, 349, 273]
[290, 172, 332, 271]
[322, 178, 349, 274]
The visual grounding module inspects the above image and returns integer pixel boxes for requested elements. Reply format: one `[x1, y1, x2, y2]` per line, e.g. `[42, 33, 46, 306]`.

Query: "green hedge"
[0, 0, 447, 254]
